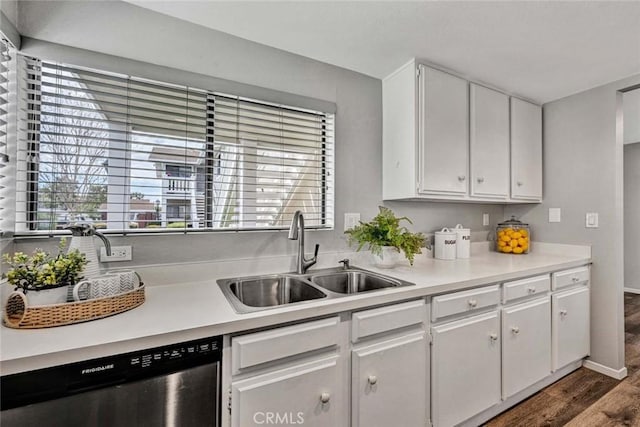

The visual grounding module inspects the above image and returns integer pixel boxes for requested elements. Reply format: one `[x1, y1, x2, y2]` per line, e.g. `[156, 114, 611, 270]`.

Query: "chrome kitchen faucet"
[288, 210, 319, 274]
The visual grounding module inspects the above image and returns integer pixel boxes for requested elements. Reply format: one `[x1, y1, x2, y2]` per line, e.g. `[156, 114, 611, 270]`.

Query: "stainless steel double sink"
[218, 267, 415, 314]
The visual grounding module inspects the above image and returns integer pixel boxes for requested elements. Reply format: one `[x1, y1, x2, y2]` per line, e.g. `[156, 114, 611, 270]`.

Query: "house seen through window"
[14, 59, 334, 234]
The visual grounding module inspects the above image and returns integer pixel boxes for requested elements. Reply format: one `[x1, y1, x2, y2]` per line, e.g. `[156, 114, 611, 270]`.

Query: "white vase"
[68, 236, 102, 280]
[24, 286, 68, 306]
[372, 246, 401, 269]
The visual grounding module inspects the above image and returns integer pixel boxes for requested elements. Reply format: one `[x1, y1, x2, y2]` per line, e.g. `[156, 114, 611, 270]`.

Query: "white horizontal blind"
[211, 95, 334, 229]
[0, 38, 13, 235]
[14, 58, 334, 234]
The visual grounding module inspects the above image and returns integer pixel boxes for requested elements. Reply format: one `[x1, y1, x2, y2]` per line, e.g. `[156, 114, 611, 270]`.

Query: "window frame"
[15, 58, 335, 236]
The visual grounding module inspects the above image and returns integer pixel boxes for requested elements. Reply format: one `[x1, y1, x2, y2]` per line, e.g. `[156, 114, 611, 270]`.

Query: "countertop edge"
[1, 254, 591, 375]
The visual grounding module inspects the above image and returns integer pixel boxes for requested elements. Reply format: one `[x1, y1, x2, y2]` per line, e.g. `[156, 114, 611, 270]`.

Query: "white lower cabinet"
[552, 286, 590, 370]
[225, 266, 591, 427]
[230, 355, 344, 427]
[432, 311, 501, 427]
[502, 297, 551, 399]
[351, 299, 428, 427]
[352, 331, 428, 427]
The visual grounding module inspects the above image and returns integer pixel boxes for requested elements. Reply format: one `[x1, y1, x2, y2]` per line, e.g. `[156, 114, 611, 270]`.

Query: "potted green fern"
[345, 206, 426, 268]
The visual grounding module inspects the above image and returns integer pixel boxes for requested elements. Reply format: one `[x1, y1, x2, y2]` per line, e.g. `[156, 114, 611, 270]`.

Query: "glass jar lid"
[498, 215, 529, 227]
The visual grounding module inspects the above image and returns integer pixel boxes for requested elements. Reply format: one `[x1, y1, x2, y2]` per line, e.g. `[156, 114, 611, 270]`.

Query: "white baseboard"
[624, 287, 640, 295]
[583, 359, 628, 380]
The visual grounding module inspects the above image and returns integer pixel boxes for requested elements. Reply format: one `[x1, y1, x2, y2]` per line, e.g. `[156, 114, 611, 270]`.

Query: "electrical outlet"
[585, 213, 599, 228]
[549, 208, 562, 223]
[482, 213, 490, 227]
[100, 246, 132, 262]
[344, 213, 361, 231]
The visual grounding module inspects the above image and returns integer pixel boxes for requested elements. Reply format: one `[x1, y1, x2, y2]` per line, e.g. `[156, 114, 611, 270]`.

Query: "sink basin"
[218, 267, 415, 314]
[218, 275, 326, 313]
[307, 269, 407, 294]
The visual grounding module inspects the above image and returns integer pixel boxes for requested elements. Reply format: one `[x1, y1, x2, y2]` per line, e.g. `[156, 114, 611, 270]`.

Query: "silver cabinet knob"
[517, 181, 523, 187]
[468, 299, 478, 308]
[477, 177, 485, 183]
[489, 333, 498, 341]
[320, 392, 331, 404]
[367, 375, 378, 385]
[527, 287, 537, 293]
[458, 175, 466, 182]
[511, 326, 520, 334]
[560, 309, 568, 316]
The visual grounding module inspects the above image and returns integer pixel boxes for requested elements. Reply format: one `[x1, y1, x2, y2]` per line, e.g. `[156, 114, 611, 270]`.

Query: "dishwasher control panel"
[1, 336, 222, 410]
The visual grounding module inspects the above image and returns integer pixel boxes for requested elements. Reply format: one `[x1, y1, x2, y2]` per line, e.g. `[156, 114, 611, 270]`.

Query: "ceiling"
[125, 0, 640, 104]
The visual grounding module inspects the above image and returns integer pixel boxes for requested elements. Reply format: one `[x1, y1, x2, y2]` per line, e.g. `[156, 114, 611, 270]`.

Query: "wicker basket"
[3, 285, 146, 329]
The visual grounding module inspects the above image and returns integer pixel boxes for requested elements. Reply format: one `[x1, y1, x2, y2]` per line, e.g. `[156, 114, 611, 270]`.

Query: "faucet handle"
[313, 244, 320, 258]
[339, 259, 350, 269]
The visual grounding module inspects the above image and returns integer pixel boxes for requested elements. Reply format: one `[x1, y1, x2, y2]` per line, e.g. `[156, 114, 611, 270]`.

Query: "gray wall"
[624, 89, 640, 144]
[625, 143, 640, 291]
[509, 73, 640, 372]
[11, 1, 502, 266]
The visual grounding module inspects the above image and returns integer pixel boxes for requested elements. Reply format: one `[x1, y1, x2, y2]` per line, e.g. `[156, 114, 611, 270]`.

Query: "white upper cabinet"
[418, 65, 469, 195]
[470, 84, 510, 199]
[382, 59, 542, 204]
[511, 98, 543, 201]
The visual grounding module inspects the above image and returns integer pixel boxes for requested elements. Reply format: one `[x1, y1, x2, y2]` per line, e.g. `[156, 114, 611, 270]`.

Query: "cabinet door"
[432, 311, 501, 427]
[470, 84, 510, 199]
[552, 286, 590, 370]
[511, 98, 542, 200]
[502, 297, 551, 399]
[418, 65, 469, 196]
[352, 331, 428, 427]
[230, 356, 345, 427]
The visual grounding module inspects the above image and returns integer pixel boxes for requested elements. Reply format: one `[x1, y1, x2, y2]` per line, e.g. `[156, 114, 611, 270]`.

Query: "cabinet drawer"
[352, 299, 425, 342]
[503, 274, 551, 303]
[232, 317, 340, 374]
[552, 266, 590, 290]
[432, 285, 500, 321]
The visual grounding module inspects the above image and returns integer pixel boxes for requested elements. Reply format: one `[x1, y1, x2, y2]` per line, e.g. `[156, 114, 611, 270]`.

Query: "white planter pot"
[372, 246, 401, 269]
[24, 285, 69, 306]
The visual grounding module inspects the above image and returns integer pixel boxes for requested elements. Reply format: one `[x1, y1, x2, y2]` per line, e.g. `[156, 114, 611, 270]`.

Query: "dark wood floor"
[486, 292, 640, 427]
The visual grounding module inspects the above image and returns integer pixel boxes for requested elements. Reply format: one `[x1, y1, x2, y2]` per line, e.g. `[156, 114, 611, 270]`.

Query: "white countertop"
[1, 242, 590, 375]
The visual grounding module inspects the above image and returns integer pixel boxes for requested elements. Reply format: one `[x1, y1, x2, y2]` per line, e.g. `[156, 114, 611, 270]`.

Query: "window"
[14, 58, 334, 234]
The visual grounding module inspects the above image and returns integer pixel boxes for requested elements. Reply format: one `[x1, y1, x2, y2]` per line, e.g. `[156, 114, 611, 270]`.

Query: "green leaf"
[344, 206, 425, 265]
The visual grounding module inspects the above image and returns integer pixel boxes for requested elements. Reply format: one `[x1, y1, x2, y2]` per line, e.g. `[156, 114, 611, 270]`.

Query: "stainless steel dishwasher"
[1, 336, 221, 427]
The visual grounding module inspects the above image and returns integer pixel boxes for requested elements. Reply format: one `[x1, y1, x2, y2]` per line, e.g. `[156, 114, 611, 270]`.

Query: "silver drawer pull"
[468, 299, 478, 308]
[320, 392, 331, 404]
[489, 333, 498, 341]
[458, 175, 466, 182]
[367, 375, 378, 385]
[560, 310, 568, 316]
[572, 276, 580, 282]
[527, 287, 537, 293]
[477, 177, 485, 183]
[511, 326, 520, 334]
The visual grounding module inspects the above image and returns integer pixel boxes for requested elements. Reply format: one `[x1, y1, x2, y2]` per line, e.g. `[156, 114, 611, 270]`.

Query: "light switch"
[548, 208, 561, 223]
[344, 213, 361, 231]
[586, 212, 599, 228]
[482, 213, 490, 226]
